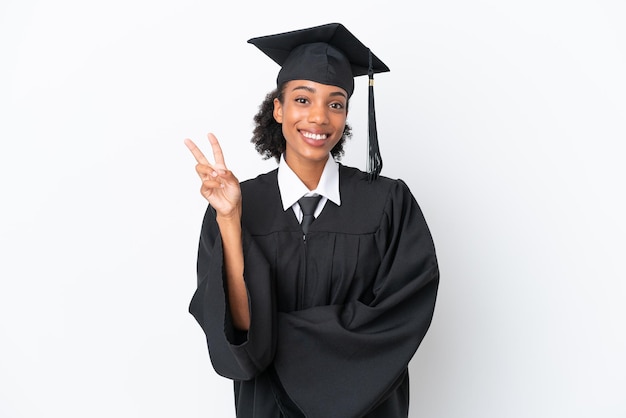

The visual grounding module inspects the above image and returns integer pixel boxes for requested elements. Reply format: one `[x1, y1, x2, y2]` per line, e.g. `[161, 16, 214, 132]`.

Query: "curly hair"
[251, 84, 352, 162]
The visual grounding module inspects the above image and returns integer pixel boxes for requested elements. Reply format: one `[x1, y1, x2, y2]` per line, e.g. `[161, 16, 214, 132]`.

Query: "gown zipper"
[299, 231, 307, 309]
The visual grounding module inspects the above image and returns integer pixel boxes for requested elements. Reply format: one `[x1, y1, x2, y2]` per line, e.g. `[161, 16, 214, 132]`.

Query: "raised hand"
[185, 133, 241, 219]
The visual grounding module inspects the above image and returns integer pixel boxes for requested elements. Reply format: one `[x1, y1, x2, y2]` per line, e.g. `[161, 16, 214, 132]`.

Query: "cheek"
[332, 114, 347, 132]
[282, 105, 306, 122]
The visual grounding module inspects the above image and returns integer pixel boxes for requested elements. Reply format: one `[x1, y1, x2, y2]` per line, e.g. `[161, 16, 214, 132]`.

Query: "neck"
[285, 153, 327, 190]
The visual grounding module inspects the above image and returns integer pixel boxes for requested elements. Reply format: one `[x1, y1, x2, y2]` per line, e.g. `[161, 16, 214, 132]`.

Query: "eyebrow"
[291, 85, 347, 99]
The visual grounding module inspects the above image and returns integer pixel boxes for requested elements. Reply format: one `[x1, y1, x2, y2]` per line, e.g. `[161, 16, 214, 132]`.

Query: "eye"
[329, 102, 345, 110]
[295, 97, 309, 104]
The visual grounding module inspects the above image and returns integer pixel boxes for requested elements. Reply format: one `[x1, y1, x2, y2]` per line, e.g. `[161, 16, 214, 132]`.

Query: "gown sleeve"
[273, 179, 440, 418]
[188, 205, 276, 381]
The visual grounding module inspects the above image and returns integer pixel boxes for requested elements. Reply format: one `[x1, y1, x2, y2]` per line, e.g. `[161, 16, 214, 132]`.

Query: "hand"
[184, 133, 241, 219]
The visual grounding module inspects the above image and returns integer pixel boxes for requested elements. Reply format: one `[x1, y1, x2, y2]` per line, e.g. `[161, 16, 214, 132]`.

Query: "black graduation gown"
[189, 164, 439, 418]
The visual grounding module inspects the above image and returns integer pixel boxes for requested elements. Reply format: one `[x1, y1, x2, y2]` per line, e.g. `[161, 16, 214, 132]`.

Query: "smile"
[301, 131, 328, 141]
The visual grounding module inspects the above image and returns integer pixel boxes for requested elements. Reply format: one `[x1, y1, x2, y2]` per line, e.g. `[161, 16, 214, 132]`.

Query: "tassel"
[367, 49, 383, 181]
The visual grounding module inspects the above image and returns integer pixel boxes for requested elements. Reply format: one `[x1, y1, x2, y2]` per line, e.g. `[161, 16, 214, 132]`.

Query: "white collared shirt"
[277, 154, 341, 222]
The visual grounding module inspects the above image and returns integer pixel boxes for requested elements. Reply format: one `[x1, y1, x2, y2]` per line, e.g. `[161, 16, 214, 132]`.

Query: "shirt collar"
[277, 154, 341, 211]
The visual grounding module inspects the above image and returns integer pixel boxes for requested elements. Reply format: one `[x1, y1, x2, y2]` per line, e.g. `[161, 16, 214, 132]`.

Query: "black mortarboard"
[248, 23, 390, 180]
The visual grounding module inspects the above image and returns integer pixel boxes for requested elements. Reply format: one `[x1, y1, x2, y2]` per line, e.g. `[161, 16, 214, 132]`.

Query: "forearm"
[216, 214, 250, 331]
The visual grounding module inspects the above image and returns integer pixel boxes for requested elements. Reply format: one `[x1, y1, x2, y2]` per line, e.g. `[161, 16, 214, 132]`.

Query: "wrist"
[216, 211, 241, 225]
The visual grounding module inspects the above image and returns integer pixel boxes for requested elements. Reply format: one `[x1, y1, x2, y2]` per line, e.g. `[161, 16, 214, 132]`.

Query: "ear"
[273, 98, 283, 123]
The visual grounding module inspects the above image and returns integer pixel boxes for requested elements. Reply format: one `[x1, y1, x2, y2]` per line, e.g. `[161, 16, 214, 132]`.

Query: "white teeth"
[302, 131, 327, 140]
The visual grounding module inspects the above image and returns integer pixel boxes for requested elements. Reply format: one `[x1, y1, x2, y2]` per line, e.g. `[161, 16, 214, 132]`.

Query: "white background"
[1, 1, 625, 417]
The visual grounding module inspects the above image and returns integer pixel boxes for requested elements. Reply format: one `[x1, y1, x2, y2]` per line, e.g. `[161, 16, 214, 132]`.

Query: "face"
[273, 80, 348, 169]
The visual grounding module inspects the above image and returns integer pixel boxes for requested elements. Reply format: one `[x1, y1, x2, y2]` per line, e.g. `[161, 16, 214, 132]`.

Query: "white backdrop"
[1, 1, 624, 417]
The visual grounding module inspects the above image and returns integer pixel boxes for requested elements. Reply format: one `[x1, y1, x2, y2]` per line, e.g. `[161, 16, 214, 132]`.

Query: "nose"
[308, 103, 329, 125]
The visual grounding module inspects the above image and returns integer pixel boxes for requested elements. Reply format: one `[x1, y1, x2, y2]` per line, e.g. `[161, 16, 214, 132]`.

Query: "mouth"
[301, 130, 328, 141]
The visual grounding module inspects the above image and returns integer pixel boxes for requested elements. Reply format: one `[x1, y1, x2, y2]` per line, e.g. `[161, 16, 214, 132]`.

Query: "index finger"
[184, 138, 210, 165]
[207, 133, 227, 169]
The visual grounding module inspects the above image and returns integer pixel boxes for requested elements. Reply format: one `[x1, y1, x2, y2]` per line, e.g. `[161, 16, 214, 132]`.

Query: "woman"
[185, 23, 439, 418]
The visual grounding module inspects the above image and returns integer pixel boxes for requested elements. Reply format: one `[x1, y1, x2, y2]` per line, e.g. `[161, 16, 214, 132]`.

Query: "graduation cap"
[248, 23, 390, 180]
